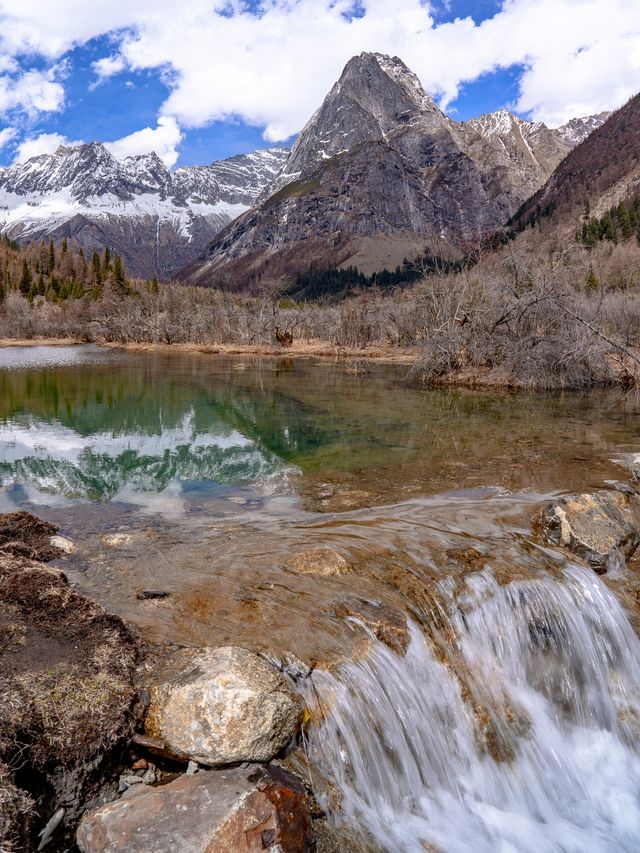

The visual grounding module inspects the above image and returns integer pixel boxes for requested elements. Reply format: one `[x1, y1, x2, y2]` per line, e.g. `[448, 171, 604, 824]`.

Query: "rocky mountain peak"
[282, 51, 443, 179]
[554, 111, 612, 146]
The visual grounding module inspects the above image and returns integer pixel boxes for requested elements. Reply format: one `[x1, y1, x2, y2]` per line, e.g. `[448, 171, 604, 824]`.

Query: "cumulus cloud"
[13, 131, 83, 163]
[104, 115, 183, 167]
[0, 68, 65, 118]
[0, 0, 638, 149]
[0, 126, 17, 148]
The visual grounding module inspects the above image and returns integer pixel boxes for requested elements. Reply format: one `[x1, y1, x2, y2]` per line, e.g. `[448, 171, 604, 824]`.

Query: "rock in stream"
[77, 764, 313, 853]
[145, 646, 304, 765]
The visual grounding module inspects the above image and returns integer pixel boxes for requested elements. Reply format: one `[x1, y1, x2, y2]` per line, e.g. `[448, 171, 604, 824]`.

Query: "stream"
[1, 344, 640, 851]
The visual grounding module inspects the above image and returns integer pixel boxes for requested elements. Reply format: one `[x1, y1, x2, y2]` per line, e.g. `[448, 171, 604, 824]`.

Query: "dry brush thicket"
[1, 239, 640, 391]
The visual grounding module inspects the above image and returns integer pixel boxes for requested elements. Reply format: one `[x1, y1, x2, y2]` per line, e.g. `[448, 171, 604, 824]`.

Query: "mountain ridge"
[186, 53, 610, 288]
[0, 52, 612, 284]
[0, 144, 289, 278]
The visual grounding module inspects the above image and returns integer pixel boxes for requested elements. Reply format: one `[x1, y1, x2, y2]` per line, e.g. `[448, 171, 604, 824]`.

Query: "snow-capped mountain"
[0, 144, 289, 278]
[468, 108, 609, 173]
[554, 111, 612, 146]
[188, 53, 608, 289]
[0, 52, 612, 285]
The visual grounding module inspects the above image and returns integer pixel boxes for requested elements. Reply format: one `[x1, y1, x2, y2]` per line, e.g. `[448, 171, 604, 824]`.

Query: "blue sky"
[0, 0, 637, 169]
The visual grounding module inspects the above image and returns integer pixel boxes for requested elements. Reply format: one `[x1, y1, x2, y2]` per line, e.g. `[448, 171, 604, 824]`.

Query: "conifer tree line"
[578, 195, 640, 248]
[0, 236, 135, 305]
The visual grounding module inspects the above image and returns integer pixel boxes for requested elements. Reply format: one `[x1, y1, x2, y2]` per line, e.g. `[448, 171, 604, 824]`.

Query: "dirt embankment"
[0, 512, 141, 851]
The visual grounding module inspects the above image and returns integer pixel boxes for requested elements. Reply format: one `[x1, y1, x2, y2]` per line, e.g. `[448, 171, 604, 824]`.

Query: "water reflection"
[0, 346, 639, 515]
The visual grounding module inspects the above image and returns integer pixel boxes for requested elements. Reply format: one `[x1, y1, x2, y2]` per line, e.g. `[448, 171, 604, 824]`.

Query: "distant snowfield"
[0, 187, 249, 240]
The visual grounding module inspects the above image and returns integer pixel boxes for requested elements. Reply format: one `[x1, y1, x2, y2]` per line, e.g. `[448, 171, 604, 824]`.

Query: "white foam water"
[305, 567, 640, 852]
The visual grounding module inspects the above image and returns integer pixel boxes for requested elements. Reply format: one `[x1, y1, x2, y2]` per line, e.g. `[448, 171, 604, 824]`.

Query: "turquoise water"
[1, 345, 639, 515]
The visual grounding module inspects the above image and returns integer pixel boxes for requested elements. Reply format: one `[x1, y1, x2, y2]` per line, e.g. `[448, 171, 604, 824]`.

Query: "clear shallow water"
[2, 345, 640, 852]
[1, 345, 639, 514]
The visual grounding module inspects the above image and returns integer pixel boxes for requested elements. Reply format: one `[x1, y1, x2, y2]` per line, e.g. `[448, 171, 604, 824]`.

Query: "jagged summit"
[190, 53, 614, 289]
[282, 51, 442, 179]
[554, 111, 612, 146]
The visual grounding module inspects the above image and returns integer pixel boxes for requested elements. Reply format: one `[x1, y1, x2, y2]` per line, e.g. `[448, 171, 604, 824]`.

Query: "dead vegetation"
[1, 238, 639, 391]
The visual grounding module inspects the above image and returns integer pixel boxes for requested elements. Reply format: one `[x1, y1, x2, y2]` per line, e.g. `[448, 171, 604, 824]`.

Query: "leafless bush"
[2, 248, 640, 390]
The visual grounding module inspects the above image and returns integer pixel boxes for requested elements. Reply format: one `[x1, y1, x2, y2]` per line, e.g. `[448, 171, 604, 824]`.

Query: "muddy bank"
[0, 513, 140, 851]
[3, 337, 638, 391]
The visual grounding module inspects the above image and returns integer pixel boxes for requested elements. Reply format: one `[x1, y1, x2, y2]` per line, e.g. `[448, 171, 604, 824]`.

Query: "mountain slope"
[514, 94, 640, 229]
[0, 145, 289, 279]
[187, 53, 605, 289]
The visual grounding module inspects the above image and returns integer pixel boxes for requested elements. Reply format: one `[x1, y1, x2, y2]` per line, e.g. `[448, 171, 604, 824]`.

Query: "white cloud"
[13, 131, 83, 163]
[0, 0, 638, 149]
[0, 126, 17, 148]
[0, 68, 64, 117]
[91, 53, 126, 86]
[104, 115, 183, 167]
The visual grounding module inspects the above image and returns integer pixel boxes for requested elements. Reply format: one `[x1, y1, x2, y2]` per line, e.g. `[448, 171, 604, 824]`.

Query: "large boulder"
[76, 765, 313, 853]
[145, 647, 303, 765]
[532, 491, 640, 572]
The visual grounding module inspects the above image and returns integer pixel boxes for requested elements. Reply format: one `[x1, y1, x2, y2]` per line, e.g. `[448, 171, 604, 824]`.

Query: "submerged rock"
[532, 491, 640, 572]
[77, 764, 313, 853]
[332, 597, 409, 654]
[49, 534, 77, 554]
[286, 547, 351, 576]
[145, 646, 303, 765]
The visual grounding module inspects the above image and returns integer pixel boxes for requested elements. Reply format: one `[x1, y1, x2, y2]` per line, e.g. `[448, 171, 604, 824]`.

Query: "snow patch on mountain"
[0, 142, 289, 277]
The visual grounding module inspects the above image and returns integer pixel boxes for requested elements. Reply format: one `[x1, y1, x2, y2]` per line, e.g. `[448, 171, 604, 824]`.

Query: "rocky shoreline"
[0, 512, 330, 852]
[1, 460, 640, 851]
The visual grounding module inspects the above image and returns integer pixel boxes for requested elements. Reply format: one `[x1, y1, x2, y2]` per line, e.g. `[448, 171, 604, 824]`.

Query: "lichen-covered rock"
[287, 548, 351, 576]
[145, 646, 303, 766]
[77, 764, 313, 853]
[532, 491, 640, 572]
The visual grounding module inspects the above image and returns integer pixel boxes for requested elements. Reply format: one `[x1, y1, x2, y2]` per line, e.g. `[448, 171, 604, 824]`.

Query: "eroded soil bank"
[0, 512, 140, 851]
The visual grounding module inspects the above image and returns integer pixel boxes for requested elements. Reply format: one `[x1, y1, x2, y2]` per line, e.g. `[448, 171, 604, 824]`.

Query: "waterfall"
[304, 566, 640, 852]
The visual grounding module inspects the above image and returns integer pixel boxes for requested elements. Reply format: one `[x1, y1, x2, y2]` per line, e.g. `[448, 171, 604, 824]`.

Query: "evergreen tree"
[585, 266, 600, 292]
[61, 237, 68, 256]
[48, 240, 55, 272]
[92, 252, 103, 285]
[102, 246, 111, 274]
[19, 260, 32, 295]
[112, 254, 127, 293]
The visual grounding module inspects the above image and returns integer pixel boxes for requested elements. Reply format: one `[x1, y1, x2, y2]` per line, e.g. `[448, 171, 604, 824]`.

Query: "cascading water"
[304, 566, 640, 852]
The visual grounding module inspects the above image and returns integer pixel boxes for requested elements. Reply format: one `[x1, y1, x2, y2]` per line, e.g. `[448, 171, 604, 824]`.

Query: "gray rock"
[145, 646, 303, 766]
[76, 765, 313, 853]
[532, 491, 640, 572]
